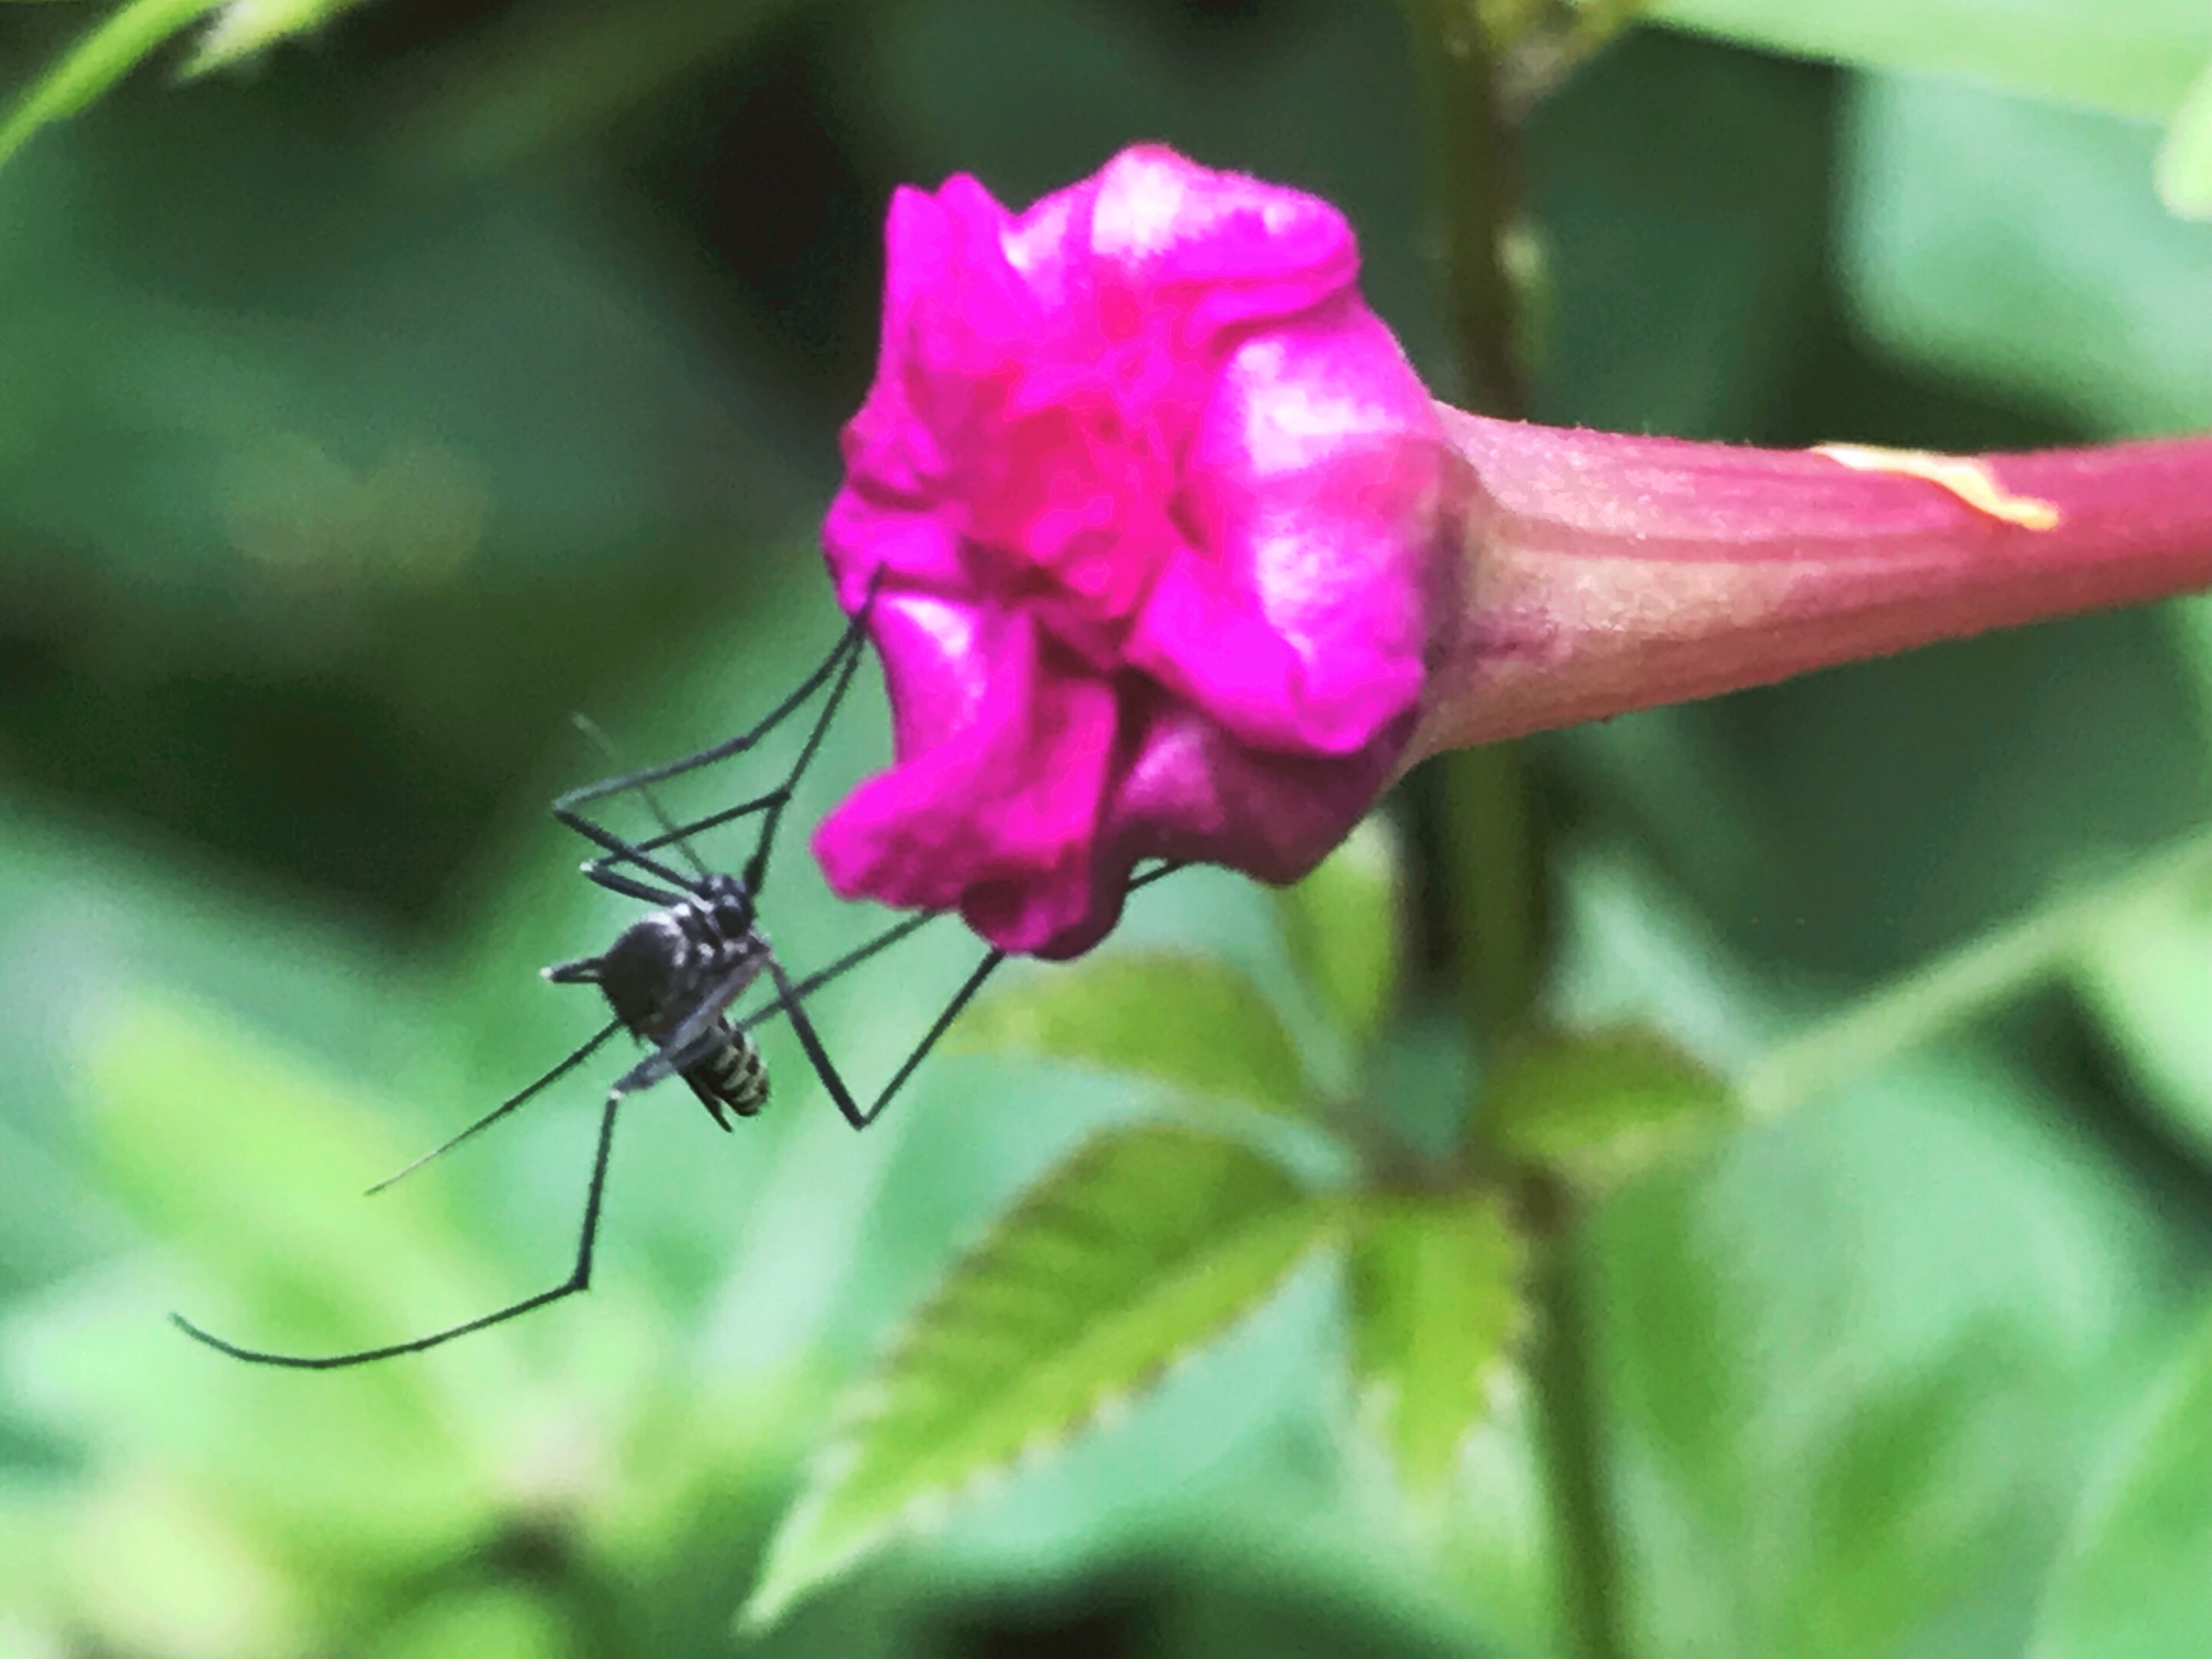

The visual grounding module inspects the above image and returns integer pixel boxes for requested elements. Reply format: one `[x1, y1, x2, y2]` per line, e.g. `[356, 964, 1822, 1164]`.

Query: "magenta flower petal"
[814, 145, 1451, 957]
[813, 595, 1121, 952]
[1144, 334, 1449, 752]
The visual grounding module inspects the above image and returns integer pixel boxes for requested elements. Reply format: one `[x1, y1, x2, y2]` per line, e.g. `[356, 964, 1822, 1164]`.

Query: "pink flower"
[812, 146, 1455, 957]
[815, 144, 2212, 958]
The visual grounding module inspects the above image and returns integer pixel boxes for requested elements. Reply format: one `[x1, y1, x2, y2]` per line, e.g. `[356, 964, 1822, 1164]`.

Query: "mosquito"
[169, 595, 1008, 1369]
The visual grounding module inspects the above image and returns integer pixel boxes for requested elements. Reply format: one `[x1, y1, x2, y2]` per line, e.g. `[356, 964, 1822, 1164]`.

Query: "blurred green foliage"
[2, 1, 2210, 1656]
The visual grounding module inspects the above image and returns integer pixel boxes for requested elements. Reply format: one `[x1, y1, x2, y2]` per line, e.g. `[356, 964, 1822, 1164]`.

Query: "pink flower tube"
[1408, 416, 2212, 761]
[814, 145, 2212, 958]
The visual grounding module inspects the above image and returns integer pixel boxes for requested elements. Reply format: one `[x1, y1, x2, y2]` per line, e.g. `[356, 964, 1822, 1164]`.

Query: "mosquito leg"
[631, 791, 783, 853]
[741, 618, 870, 898]
[551, 575, 883, 890]
[742, 862, 1187, 1128]
[732, 909, 942, 1035]
[849, 947, 1007, 1128]
[734, 861, 1185, 1039]
[1128, 859, 1186, 893]
[552, 585, 876, 820]
[574, 857, 684, 907]
[171, 1091, 628, 1369]
[578, 790, 784, 889]
[731, 861, 1185, 1026]
[554, 807, 697, 893]
[764, 946, 1005, 1132]
[567, 620, 870, 899]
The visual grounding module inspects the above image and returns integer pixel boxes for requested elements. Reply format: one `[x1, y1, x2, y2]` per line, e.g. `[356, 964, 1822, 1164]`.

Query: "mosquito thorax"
[584, 873, 759, 1044]
[591, 918, 684, 1035]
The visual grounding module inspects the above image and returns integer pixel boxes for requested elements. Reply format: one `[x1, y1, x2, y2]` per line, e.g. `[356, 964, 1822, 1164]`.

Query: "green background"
[2, 0, 2210, 1654]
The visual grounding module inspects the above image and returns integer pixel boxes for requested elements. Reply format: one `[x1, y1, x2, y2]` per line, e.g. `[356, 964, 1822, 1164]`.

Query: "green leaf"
[54, 1472, 307, 1659]
[743, 1122, 1337, 1628]
[1273, 815, 1402, 1052]
[1651, 0, 2211, 124]
[1840, 72, 2212, 435]
[184, 0, 373, 75]
[1488, 1027, 1734, 1190]
[2031, 1305, 2212, 1659]
[1346, 1191, 1524, 1501]
[75, 992, 527, 1436]
[393, 0, 809, 177]
[1528, 30, 1836, 437]
[2156, 54, 2212, 218]
[1741, 831, 2212, 1121]
[1599, 1047, 2180, 1656]
[0, 0, 223, 171]
[2074, 866, 2212, 1160]
[368, 1587, 568, 1659]
[946, 950, 1313, 1114]
[4, 993, 520, 1575]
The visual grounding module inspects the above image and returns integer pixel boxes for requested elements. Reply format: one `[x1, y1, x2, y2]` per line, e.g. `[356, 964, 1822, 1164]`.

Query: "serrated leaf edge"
[1351, 1334, 1529, 1474]
[1348, 1229, 1535, 1499]
[743, 1163, 1341, 1630]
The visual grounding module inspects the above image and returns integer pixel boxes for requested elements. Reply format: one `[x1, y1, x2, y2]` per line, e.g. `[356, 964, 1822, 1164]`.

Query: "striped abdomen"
[684, 1022, 769, 1127]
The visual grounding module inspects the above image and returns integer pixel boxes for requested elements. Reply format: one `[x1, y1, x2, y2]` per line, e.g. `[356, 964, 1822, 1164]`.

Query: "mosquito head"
[695, 871, 757, 932]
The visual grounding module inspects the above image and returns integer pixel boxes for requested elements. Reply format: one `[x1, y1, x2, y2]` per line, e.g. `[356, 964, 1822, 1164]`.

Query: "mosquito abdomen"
[685, 1028, 770, 1124]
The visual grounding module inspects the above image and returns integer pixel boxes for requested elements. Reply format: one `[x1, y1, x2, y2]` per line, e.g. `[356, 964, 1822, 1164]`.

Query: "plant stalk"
[1525, 1174, 1630, 1659]
[1400, 6, 1630, 1657]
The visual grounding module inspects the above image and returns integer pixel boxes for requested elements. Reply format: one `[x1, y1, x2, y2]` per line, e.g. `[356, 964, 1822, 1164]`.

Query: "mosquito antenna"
[571, 713, 710, 881]
[365, 1020, 622, 1196]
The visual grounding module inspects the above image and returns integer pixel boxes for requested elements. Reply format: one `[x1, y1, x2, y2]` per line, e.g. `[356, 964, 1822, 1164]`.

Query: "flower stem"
[1400, 0, 1526, 414]
[1439, 741, 1543, 1041]
[1525, 1174, 1631, 1659]
[1402, 8, 1631, 1657]
[1399, 0, 1545, 1041]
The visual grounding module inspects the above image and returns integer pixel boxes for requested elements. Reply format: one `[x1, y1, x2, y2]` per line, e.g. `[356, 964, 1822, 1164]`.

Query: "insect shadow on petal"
[170, 590, 1021, 1369]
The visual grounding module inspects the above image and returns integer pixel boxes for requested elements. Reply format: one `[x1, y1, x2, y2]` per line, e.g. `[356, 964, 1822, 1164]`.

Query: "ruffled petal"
[811, 605, 1120, 955]
[816, 146, 1450, 955]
